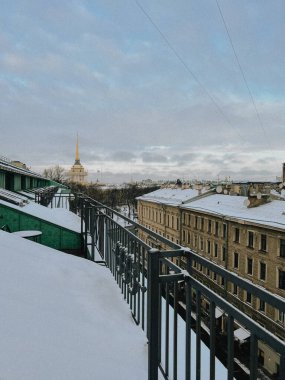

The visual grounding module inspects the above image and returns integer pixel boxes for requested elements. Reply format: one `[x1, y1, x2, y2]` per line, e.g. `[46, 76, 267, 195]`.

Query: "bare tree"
[43, 165, 66, 183]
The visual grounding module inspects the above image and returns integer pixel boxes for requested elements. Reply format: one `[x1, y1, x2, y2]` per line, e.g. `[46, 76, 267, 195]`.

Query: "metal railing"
[37, 192, 285, 380]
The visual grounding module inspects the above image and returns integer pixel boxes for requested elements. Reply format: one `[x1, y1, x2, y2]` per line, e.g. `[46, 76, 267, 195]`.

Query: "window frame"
[234, 227, 240, 243]
[279, 269, 285, 290]
[247, 257, 253, 275]
[248, 230, 254, 248]
[280, 239, 285, 258]
[260, 234, 267, 252]
[234, 252, 239, 269]
[259, 262, 266, 281]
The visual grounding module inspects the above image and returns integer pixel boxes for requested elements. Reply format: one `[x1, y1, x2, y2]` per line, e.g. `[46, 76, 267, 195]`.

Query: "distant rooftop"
[182, 194, 285, 231]
[136, 187, 211, 206]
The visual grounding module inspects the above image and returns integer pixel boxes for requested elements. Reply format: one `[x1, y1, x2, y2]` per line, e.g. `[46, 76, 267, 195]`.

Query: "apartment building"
[137, 186, 285, 376]
[137, 186, 213, 248]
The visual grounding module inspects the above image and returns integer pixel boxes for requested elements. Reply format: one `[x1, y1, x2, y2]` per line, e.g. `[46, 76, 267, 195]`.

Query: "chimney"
[247, 194, 270, 208]
[247, 184, 270, 208]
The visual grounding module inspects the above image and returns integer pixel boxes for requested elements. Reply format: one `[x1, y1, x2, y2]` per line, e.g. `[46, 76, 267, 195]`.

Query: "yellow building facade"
[137, 187, 285, 376]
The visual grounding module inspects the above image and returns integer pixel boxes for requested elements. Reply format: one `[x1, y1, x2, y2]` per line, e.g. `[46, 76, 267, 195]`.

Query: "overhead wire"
[215, 0, 272, 152]
[134, 0, 247, 143]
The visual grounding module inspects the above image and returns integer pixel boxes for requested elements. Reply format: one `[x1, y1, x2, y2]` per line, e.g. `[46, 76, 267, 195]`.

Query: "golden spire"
[75, 133, 80, 164]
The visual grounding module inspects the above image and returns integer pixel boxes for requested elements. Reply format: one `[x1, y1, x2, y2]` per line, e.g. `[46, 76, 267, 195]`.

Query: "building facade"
[137, 186, 285, 376]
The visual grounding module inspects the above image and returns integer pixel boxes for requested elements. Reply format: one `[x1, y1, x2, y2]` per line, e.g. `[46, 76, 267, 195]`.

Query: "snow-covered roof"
[137, 188, 209, 206]
[271, 189, 285, 200]
[0, 199, 81, 233]
[0, 157, 44, 179]
[0, 231, 150, 380]
[182, 194, 285, 231]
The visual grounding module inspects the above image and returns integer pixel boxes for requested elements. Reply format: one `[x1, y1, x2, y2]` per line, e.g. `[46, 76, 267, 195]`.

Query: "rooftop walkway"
[0, 231, 154, 380]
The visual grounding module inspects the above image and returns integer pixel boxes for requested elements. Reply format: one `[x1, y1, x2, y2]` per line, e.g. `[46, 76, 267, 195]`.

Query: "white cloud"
[0, 1, 284, 183]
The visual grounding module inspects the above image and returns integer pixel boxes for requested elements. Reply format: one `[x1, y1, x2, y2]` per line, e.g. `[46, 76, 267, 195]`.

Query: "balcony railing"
[37, 192, 285, 380]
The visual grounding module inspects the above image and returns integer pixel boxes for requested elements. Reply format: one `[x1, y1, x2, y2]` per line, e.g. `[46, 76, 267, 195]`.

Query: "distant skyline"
[1, 1, 285, 183]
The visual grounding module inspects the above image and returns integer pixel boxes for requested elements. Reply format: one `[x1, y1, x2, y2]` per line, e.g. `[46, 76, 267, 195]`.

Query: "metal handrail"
[38, 191, 285, 380]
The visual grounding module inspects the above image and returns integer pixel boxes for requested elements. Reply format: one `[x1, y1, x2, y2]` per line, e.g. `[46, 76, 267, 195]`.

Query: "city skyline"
[1, 1, 285, 182]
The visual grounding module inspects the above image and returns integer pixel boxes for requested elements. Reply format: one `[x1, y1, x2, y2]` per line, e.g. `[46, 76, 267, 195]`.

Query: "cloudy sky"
[1, 0, 285, 183]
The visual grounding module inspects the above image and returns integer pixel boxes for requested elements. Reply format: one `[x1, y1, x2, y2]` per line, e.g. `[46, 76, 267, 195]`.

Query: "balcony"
[36, 192, 285, 380]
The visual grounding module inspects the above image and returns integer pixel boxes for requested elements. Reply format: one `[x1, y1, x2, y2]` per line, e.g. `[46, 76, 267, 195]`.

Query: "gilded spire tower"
[68, 134, 88, 183]
[75, 134, 80, 164]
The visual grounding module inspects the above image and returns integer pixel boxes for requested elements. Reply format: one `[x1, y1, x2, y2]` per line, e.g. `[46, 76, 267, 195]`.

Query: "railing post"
[279, 354, 285, 380]
[90, 206, 95, 261]
[147, 248, 160, 380]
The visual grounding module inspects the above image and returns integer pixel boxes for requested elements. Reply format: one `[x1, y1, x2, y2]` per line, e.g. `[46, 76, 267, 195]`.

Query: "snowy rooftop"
[137, 188, 210, 206]
[0, 231, 150, 380]
[182, 194, 285, 231]
[0, 199, 81, 233]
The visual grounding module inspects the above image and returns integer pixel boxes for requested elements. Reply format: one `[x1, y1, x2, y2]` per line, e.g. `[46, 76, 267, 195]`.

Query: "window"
[200, 237, 204, 251]
[214, 243, 218, 257]
[280, 239, 285, 257]
[222, 246, 226, 261]
[234, 228, 240, 243]
[258, 349, 264, 366]
[223, 223, 227, 239]
[207, 240, 211, 254]
[215, 221, 219, 236]
[208, 219, 212, 233]
[167, 215, 170, 227]
[233, 284, 238, 295]
[183, 230, 186, 241]
[278, 310, 285, 324]
[187, 231, 191, 244]
[205, 302, 210, 313]
[246, 291, 252, 304]
[248, 231, 254, 248]
[247, 257, 253, 275]
[279, 270, 285, 290]
[259, 299, 265, 312]
[201, 218, 204, 231]
[260, 234, 267, 252]
[234, 252, 239, 268]
[194, 235, 198, 247]
[176, 218, 179, 230]
[260, 262, 266, 281]
[195, 216, 198, 229]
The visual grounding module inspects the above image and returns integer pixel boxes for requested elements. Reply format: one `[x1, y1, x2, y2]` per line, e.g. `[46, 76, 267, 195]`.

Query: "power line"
[134, 0, 246, 143]
[215, 0, 272, 152]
